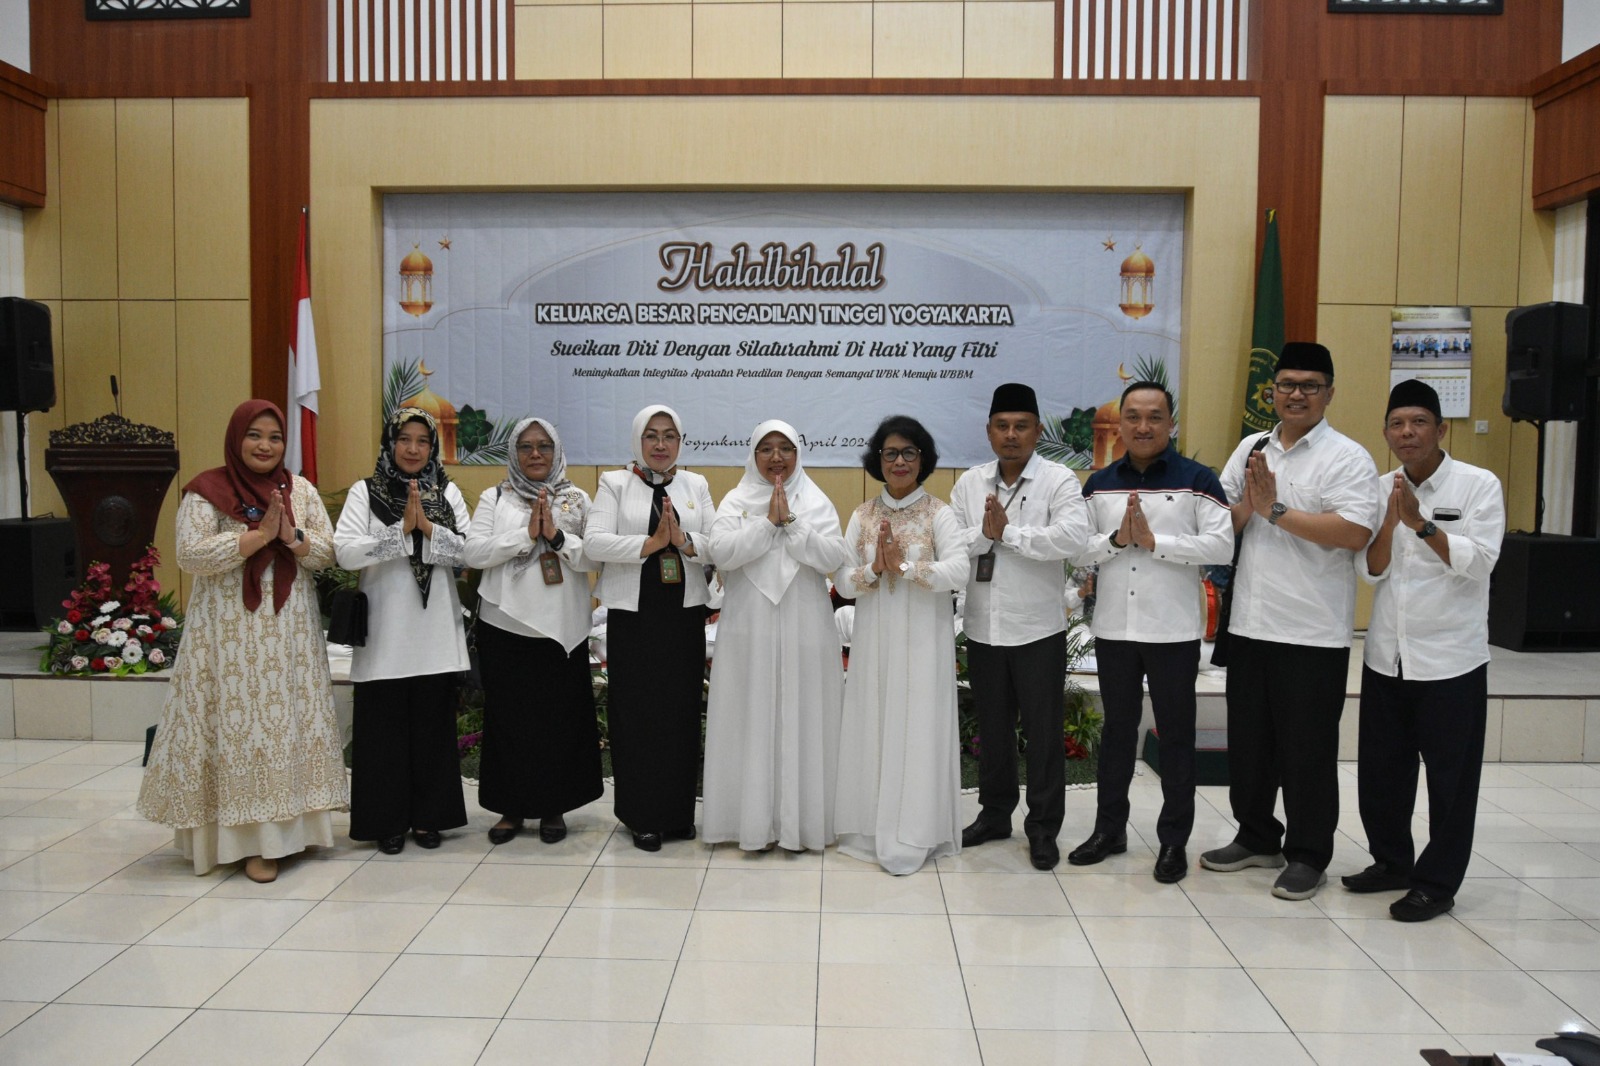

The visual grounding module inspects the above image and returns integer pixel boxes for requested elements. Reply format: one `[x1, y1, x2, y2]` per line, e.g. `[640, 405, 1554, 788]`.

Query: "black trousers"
[476, 622, 604, 820]
[1095, 637, 1199, 847]
[968, 632, 1068, 838]
[1225, 634, 1349, 870]
[606, 562, 705, 833]
[1357, 662, 1487, 899]
[350, 672, 468, 841]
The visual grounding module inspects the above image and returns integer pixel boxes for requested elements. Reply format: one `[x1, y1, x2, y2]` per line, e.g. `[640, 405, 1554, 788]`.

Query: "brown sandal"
[244, 856, 279, 883]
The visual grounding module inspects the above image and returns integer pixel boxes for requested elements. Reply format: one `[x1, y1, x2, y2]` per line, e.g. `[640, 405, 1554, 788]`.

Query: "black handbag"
[328, 587, 368, 647]
[1209, 433, 1271, 668]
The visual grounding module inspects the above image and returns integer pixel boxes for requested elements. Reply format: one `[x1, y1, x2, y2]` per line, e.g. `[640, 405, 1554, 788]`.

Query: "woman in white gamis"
[834, 415, 968, 875]
[701, 420, 852, 853]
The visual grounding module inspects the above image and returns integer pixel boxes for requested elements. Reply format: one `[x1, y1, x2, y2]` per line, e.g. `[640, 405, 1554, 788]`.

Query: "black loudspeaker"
[1488, 533, 1600, 651]
[0, 297, 55, 413]
[0, 517, 76, 629]
[1503, 302, 1589, 422]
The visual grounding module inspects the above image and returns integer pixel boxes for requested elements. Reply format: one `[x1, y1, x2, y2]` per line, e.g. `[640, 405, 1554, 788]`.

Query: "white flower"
[69, 655, 89, 671]
[105, 630, 128, 648]
[147, 648, 167, 666]
[90, 627, 112, 644]
[111, 618, 134, 631]
[135, 625, 154, 638]
[131, 613, 150, 621]
[57, 621, 72, 634]
[99, 601, 120, 614]
[120, 643, 143, 664]
[161, 616, 179, 629]
[91, 615, 110, 627]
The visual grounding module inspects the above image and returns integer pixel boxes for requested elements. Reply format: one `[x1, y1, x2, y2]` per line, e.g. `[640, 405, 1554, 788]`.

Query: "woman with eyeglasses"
[834, 415, 968, 874]
[701, 420, 852, 853]
[584, 405, 716, 852]
[137, 400, 346, 883]
[463, 418, 602, 847]
[333, 408, 470, 855]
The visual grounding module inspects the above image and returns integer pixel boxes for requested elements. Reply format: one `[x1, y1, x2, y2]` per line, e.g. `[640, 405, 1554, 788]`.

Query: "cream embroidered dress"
[137, 475, 349, 874]
[834, 488, 968, 874]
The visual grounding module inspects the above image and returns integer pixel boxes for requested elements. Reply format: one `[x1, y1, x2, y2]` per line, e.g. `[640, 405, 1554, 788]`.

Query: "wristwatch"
[1267, 502, 1288, 525]
[681, 531, 695, 555]
[1416, 521, 1438, 539]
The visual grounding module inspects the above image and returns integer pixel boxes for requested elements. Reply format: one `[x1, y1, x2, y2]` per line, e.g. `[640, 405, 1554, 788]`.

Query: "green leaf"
[383, 358, 425, 422]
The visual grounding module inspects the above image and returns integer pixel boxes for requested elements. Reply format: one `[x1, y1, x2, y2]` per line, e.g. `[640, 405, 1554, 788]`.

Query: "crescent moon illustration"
[1117, 363, 1132, 381]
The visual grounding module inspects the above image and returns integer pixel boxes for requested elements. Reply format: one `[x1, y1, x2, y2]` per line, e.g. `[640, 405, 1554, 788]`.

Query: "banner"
[382, 192, 1185, 468]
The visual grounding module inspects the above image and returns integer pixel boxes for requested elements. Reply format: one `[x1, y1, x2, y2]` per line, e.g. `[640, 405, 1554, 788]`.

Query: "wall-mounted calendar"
[1390, 306, 1472, 419]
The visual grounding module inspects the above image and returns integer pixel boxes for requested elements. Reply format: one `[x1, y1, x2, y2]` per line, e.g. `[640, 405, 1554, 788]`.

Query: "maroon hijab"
[182, 400, 299, 614]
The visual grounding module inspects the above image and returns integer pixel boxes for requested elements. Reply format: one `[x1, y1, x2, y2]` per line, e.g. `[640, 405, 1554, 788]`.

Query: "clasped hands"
[1241, 452, 1281, 520]
[767, 476, 793, 528]
[643, 497, 691, 555]
[250, 490, 308, 556]
[526, 488, 563, 544]
[400, 481, 434, 538]
[870, 519, 906, 576]
[1381, 470, 1424, 534]
[1115, 490, 1157, 551]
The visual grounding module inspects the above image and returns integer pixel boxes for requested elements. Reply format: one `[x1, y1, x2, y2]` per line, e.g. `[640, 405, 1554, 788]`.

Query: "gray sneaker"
[1271, 862, 1328, 900]
[1198, 842, 1287, 872]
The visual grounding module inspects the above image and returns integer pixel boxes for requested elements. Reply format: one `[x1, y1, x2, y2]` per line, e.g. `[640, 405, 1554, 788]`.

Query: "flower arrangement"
[39, 546, 184, 677]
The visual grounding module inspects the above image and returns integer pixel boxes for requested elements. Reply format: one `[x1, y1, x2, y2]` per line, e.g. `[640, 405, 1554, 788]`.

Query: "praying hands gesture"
[1382, 470, 1425, 534]
[767, 475, 793, 528]
[528, 489, 561, 544]
[402, 480, 434, 538]
[1244, 451, 1280, 519]
[981, 493, 1009, 541]
[871, 518, 905, 577]
[1117, 490, 1156, 551]
[644, 498, 692, 556]
[257, 491, 284, 542]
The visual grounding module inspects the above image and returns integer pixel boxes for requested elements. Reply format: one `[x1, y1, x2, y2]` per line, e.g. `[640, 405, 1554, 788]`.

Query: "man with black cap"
[951, 382, 1093, 870]
[1199, 342, 1381, 901]
[1343, 379, 1504, 922]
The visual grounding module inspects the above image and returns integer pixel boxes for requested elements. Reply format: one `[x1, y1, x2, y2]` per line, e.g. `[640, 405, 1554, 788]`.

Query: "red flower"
[73, 629, 89, 642]
[66, 609, 82, 623]
[1064, 736, 1089, 761]
[90, 658, 109, 672]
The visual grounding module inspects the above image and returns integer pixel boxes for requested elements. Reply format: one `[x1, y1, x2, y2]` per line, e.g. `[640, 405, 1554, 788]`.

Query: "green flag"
[1240, 208, 1284, 439]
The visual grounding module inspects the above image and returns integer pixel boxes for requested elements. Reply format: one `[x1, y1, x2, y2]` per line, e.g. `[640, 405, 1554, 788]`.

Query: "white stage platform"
[0, 631, 1595, 762]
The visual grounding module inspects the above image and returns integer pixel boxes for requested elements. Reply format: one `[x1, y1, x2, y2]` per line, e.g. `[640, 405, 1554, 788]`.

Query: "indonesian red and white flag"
[286, 212, 320, 483]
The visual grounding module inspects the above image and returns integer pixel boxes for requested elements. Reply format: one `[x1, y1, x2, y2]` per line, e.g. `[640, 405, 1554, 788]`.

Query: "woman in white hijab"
[702, 420, 852, 852]
[585, 405, 716, 852]
[463, 417, 601, 847]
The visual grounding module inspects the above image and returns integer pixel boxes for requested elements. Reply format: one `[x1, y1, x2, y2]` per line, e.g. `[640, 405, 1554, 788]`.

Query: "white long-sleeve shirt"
[584, 468, 717, 612]
[463, 486, 594, 653]
[1362, 454, 1504, 681]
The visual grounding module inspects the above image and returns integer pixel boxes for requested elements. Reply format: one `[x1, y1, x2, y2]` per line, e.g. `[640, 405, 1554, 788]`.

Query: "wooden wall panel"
[1517, 99, 1557, 305]
[175, 300, 252, 602]
[118, 301, 180, 595]
[57, 101, 119, 301]
[1458, 97, 1528, 308]
[1397, 96, 1465, 306]
[115, 100, 176, 301]
[59, 300, 121, 428]
[1532, 53, 1600, 208]
[1318, 96, 1403, 308]
[22, 101, 61, 300]
[0, 61, 47, 208]
[174, 99, 251, 301]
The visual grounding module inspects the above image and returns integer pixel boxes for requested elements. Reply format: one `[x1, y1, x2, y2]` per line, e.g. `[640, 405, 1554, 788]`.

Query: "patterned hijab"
[367, 407, 458, 606]
[631, 404, 683, 487]
[501, 417, 586, 539]
[182, 399, 298, 614]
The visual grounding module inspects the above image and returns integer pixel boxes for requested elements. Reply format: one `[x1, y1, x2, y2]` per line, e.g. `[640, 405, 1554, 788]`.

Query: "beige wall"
[309, 94, 1261, 521]
[513, 0, 1055, 79]
[23, 98, 251, 600]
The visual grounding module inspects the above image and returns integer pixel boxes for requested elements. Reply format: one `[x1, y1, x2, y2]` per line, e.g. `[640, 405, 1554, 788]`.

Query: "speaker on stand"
[0, 297, 74, 630]
[1490, 302, 1600, 651]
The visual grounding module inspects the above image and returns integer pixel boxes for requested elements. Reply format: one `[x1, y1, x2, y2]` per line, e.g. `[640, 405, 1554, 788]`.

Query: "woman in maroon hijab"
[137, 400, 347, 883]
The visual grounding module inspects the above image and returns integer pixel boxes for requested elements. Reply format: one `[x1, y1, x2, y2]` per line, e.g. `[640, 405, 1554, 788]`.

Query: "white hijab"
[630, 404, 683, 486]
[716, 419, 842, 604]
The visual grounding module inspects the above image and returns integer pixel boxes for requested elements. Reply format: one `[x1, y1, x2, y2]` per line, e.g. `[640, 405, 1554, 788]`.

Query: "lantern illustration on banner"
[1118, 244, 1155, 319]
[401, 361, 460, 461]
[399, 243, 434, 317]
[1090, 397, 1126, 469]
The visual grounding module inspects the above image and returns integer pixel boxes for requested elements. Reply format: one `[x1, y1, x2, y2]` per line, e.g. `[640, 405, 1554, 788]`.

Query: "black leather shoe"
[1390, 888, 1454, 923]
[1341, 862, 1410, 894]
[539, 815, 568, 844]
[633, 831, 663, 852]
[1153, 845, 1188, 883]
[413, 830, 441, 850]
[378, 835, 405, 855]
[488, 820, 523, 846]
[961, 817, 1013, 848]
[1027, 833, 1060, 871]
[1067, 832, 1128, 866]
[663, 826, 697, 841]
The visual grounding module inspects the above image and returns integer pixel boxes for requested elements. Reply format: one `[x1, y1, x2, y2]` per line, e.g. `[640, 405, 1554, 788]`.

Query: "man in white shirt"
[1199, 343, 1381, 900]
[1070, 382, 1234, 883]
[1341, 380, 1504, 922]
[951, 383, 1093, 870]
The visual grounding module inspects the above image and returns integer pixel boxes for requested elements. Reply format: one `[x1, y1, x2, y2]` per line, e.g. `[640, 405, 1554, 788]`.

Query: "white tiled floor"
[0, 740, 1597, 1065]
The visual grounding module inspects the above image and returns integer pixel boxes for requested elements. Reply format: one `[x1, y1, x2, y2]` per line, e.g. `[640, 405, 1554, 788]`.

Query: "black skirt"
[606, 552, 706, 832]
[475, 621, 603, 819]
[349, 672, 468, 841]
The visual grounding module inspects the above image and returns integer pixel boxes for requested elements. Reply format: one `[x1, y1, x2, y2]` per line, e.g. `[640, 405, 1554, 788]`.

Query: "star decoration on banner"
[1102, 235, 1117, 251]
[438, 237, 452, 251]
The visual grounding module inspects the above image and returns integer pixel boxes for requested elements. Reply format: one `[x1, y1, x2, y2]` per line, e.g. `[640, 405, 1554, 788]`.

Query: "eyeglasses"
[641, 432, 681, 446]
[881, 447, 921, 463]
[1274, 380, 1329, 397]
[756, 444, 797, 458]
[516, 442, 556, 456]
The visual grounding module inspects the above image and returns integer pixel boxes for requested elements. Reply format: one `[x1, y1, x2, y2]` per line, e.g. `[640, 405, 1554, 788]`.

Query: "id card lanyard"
[651, 491, 684, 585]
[974, 476, 1026, 583]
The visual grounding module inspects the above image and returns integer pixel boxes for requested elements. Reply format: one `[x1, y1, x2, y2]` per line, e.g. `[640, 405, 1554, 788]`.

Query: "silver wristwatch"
[1267, 502, 1288, 525]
